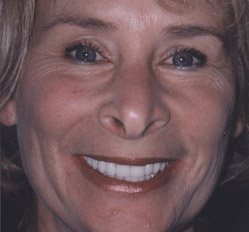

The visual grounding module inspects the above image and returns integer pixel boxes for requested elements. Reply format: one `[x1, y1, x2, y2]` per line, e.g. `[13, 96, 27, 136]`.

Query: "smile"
[83, 156, 169, 182]
[76, 155, 178, 194]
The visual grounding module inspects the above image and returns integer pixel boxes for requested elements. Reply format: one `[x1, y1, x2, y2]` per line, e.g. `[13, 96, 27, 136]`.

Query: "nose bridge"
[99, 62, 170, 139]
[118, 63, 153, 120]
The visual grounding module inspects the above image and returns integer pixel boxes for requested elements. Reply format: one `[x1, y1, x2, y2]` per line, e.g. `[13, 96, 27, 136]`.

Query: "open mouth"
[76, 155, 177, 194]
[84, 156, 169, 182]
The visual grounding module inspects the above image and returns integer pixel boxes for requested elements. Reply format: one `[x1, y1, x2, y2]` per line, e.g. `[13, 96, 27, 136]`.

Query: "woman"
[1, 0, 249, 231]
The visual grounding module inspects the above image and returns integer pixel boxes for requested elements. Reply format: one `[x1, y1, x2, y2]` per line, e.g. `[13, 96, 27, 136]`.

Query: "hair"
[0, 0, 35, 190]
[222, 0, 249, 185]
[0, 0, 249, 231]
[1, 1, 36, 231]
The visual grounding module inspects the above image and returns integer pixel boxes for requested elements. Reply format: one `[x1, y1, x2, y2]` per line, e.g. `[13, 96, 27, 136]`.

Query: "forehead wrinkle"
[156, 0, 189, 13]
[156, 0, 221, 13]
[156, 0, 227, 37]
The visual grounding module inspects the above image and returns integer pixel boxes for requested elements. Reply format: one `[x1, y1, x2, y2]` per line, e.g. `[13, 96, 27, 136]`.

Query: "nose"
[98, 65, 170, 139]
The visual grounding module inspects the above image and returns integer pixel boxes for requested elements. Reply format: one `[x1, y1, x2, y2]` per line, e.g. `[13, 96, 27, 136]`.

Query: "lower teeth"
[84, 156, 168, 182]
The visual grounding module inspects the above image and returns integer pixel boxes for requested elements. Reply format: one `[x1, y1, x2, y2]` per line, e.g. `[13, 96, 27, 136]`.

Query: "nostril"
[100, 113, 169, 139]
[146, 120, 167, 134]
[113, 117, 123, 129]
[101, 116, 126, 136]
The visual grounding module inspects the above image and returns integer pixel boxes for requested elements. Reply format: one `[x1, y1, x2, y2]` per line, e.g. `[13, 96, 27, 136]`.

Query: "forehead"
[39, 0, 221, 10]
[36, 0, 225, 28]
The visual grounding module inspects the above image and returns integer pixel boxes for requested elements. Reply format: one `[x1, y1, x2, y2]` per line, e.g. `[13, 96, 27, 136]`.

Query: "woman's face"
[6, 0, 243, 231]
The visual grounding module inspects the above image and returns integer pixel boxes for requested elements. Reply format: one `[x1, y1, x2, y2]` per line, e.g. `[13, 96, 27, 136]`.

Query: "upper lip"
[83, 154, 175, 165]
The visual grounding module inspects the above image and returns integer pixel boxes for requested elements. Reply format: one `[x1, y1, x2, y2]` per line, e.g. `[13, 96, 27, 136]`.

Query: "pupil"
[173, 52, 193, 67]
[76, 47, 97, 63]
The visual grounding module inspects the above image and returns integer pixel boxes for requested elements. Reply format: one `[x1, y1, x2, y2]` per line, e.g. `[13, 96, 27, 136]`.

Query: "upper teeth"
[83, 156, 169, 183]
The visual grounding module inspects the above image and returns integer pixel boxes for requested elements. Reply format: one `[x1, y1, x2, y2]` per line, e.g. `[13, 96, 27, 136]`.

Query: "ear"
[233, 116, 245, 137]
[0, 100, 17, 126]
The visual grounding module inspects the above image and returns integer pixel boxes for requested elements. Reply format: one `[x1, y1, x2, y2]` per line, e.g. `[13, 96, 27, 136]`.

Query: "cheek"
[167, 76, 235, 197]
[174, 77, 235, 145]
[16, 72, 96, 140]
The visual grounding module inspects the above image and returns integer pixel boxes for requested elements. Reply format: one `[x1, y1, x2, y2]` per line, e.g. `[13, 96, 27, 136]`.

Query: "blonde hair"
[0, 0, 35, 108]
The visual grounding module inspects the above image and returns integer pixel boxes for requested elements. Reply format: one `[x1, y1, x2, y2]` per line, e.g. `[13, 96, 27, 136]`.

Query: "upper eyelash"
[172, 47, 207, 65]
[64, 41, 104, 60]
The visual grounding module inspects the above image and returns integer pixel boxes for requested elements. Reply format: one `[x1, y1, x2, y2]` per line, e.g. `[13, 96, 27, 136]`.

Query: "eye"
[162, 48, 207, 70]
[64, 42, 104, 64]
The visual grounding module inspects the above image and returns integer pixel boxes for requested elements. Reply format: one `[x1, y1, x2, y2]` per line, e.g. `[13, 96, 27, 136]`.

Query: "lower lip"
[75, 156, 179, 194]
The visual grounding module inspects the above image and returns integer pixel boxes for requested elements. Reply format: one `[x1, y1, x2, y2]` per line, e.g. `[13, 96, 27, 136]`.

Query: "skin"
[0, 0, 244, 231]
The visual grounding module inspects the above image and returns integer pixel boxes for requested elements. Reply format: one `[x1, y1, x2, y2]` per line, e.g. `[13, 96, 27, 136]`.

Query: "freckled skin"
[2, 0, 243, 231]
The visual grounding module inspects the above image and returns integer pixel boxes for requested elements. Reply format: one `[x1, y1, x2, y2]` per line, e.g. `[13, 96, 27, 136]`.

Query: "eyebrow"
[44, 15, 117, 32]
[165, 25, 226, 45]
[43, 16, 226, 46]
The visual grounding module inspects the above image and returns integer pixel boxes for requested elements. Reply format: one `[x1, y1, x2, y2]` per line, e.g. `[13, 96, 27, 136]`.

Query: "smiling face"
[3, 0, 243, 231]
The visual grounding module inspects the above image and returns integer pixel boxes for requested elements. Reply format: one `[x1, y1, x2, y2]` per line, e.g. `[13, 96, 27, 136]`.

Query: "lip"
[75, 155, 179, 194]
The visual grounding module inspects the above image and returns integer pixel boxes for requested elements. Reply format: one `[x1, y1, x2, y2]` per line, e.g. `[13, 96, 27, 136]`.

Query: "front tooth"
[116, 164, 130, 179]
[125, 176, 133, 182]
[98, 161, 106, 174]
[153, 163, 161, 174]
[130, 166, 145, 178]
[131, 177, 139, 182]
[145, 175, 151, 180]
[105, 162, 116, 177]
[138, 177, 144, 182]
